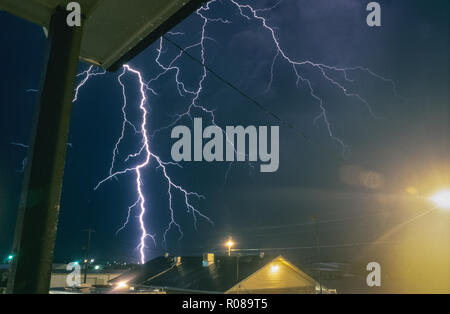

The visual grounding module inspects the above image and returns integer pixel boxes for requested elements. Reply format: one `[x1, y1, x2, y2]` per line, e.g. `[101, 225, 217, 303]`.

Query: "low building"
[0, 263, 126, 292]
[111, 254, 333, 294]
[50, 268, 123, 288]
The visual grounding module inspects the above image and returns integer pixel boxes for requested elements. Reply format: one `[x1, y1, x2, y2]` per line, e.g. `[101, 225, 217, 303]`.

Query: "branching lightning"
[73, 65, 107, 102]
[68, 0, 399, 263]
[90, 65, 212, 264]
[228, 0, 400, 153]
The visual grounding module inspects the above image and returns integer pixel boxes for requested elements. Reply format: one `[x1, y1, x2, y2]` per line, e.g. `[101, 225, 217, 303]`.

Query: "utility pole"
[312, 216, 322, 294]
[82, 228, 95, 284]
[7, 7, 83, 294]
[236, 254, 241, 284]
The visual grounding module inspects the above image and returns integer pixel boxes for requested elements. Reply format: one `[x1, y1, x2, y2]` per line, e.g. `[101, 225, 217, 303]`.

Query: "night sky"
[0, 0, 448, 270]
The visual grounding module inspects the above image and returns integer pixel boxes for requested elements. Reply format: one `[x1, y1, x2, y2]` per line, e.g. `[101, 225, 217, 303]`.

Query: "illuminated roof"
[0, 0, 207, 71]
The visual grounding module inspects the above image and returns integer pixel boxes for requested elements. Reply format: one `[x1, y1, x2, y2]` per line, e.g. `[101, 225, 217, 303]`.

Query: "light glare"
[116, 281, 128, 289]
[430, 189, 450, 210]
[270, 265, 280, 273]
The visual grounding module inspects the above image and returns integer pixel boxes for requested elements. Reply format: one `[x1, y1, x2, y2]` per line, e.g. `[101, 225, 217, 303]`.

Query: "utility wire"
[232, 240, 396, 252]
[162, 35, 310, 142]
[241, 212, 388, 232]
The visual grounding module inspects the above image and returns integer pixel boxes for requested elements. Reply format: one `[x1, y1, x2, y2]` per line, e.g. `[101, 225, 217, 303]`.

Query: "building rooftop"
[111, 254, 318, 293]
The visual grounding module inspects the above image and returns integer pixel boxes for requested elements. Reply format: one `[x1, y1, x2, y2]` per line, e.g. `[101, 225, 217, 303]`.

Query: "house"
[110, 254, 331, 294]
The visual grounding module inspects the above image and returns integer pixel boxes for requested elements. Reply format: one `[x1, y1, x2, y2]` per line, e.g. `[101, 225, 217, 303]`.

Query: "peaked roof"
[111, 255, 316, 293]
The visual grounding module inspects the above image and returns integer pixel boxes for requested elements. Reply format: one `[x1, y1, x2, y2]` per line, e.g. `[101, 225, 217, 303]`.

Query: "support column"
[7, 6, 83, 294]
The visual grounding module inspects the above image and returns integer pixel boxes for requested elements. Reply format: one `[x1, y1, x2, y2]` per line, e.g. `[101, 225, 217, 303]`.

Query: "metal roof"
[0, 0, 207, 71]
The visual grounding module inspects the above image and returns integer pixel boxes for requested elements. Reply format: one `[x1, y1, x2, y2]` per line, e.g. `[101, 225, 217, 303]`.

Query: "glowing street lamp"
[270, 264, 280, 273]
[429, 189, 450, 210]
[225, 237, 234, 256]
[115, 281, 129, 290]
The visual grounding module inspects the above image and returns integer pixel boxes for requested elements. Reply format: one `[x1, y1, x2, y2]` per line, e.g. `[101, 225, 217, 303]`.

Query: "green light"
[94, 265, 100, 270]
[7, 255, 14, 260]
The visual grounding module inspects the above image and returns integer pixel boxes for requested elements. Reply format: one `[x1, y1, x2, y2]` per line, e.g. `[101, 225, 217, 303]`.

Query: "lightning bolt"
[92, 65, 212, 264]
[73, 65, 107, 102]
[67, 0, 399, 264]
[149, 1, 252, 175]
[149, 3, 225, 135]
[227, 0, 400, 154]
[12, 142, 72, 173]
[151, 0, 397, 158]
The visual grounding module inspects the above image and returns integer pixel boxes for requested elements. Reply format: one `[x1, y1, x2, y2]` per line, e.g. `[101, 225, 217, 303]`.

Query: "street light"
[429, 188, 450, 210]
[270, 264, 280, 273]
[226, 237, 234, 256]
[115, 281, 129, 290]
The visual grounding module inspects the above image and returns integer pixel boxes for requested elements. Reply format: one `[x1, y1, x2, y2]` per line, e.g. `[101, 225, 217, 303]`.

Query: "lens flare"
[430, 189, 450, 210]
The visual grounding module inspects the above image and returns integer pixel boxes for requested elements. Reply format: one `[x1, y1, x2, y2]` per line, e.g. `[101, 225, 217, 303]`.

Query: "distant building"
[0, 263, 126, 292]
[110, 254, 333, 294]
[50, 268, 123, 288]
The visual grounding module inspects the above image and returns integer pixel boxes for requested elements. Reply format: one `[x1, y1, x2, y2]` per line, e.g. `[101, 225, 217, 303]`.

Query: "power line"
[241, 212, 387, 233]
[232, 240, 396, 252]
[162, 35, 310, 141]
[81, 228, 95, 283]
